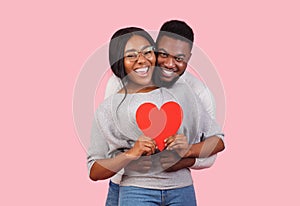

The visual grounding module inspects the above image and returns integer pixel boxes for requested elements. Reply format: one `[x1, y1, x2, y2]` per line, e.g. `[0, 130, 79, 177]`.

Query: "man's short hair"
[156, 20, 194, 49]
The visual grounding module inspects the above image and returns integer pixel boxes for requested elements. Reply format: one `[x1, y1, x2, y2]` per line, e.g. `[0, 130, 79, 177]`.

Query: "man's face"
[156, 35, 192, 84]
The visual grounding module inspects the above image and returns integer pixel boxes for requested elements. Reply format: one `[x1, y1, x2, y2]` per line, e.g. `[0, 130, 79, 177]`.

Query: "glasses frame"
[124, 46, 155, 62]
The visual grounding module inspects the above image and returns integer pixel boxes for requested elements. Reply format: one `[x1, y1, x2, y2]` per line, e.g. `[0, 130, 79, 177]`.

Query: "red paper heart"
[136, 102, 183, 151]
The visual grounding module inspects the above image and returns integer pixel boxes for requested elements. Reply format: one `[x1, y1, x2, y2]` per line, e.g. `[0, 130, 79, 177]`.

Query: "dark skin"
[153, 35, 225, 172]
[161, 135, 225, 172]
[125, 135, 225, 173]
[125, 150, 195, 173]
[159, 151, 196, 172]
[90, 135, 156, 181]
[125, 155, 152, 174]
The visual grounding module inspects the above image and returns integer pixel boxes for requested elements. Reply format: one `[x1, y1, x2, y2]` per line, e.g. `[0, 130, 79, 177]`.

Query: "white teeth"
[162, 68, 174, 76]
[135, 67, 148, 73]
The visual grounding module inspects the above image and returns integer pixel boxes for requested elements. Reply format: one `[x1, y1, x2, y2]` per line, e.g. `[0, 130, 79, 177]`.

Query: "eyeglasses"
[124, 46, 155, 62]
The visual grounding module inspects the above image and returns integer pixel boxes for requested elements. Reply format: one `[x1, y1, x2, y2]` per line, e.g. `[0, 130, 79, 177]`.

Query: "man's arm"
[159, 152, 217, 172]
[184, 135, 224, 158]
[160, 134, 224, 172]
[162, 72, 223, 172]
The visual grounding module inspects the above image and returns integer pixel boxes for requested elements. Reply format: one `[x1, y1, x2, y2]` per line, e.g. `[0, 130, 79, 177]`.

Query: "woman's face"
[123, 35, 156, 89]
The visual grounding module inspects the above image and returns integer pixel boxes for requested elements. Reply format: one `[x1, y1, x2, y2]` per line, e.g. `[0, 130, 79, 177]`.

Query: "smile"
[161, 67, 176, 77]
[134, 67, 150, 77]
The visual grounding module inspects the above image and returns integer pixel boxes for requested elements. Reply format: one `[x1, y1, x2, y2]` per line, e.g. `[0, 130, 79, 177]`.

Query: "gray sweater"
[87, 81, 223, 189]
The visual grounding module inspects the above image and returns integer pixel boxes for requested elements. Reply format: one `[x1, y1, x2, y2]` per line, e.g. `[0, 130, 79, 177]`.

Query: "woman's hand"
[125, 135, 156, 160]
[164, 134, 191, 157]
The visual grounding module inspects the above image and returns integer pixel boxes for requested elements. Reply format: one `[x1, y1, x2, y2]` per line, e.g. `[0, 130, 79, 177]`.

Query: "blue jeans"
[119, 185, 197, 206]
[105, 181, 120, 206]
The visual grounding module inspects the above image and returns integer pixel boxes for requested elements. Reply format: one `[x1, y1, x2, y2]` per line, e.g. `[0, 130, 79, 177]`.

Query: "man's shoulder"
[178, 72, 206, 90]
[105, 74, 123, 99]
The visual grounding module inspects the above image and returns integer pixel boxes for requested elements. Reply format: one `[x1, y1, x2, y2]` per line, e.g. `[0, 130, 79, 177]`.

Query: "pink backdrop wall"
[1, 0, 299, 205]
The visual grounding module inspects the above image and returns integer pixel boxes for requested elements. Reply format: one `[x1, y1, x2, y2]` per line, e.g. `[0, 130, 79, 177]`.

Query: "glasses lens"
[142, 46, 154, 59]
[125, 52, 138, 61]
[125, 46, 154, 61]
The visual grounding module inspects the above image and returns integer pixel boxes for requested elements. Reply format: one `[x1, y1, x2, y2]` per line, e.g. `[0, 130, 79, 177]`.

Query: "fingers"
[126, 156, 152, 173]
[137, 135, 157, 156]
[138, 156, 152, 171]
[159, 151, 180, 170]
[141, 136, 156, 155]
[127, 136, 156, 159]
[165, 134, 188, 150]
[164, 135, 176, 148]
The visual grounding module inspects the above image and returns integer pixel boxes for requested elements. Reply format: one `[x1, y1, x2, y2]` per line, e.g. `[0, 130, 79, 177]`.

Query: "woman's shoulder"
[95, 95, 118, 115]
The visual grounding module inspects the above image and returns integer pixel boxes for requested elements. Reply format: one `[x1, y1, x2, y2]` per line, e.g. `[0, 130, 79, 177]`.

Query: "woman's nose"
[137, 53, 147, 63]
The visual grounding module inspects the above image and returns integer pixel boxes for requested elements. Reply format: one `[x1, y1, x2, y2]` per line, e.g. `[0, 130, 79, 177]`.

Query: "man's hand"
[164, 134, 191, 157]
[159, 150, 181, 172]
[125, 156, 152, 174]
[159, 150, 196, 172]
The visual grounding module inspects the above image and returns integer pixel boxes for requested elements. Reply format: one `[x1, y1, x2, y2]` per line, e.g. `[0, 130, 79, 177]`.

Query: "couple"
[87, 20, 225, 206]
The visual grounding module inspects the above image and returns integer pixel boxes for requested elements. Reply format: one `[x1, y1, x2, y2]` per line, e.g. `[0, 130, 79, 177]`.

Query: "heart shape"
[136, 102, 183, 151]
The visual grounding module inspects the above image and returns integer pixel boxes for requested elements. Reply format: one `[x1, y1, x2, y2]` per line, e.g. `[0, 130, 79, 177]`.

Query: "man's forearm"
[187, 136, 225, 158]
[164, 157, 196, 172]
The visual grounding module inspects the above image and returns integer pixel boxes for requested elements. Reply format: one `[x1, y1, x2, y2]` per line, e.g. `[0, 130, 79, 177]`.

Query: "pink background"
[1, 0, 299, 205]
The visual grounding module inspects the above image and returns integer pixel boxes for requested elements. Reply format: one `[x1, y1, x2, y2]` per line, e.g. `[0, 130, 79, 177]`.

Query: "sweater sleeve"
[190, 154, 217, 170]
[87, 111, 110, 175]
[183, 73, 223, 169]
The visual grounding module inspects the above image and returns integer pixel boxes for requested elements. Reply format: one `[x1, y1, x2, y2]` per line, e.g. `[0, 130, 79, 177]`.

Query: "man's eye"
[175, 57, 184, 62]
[159, 52, 168, 57]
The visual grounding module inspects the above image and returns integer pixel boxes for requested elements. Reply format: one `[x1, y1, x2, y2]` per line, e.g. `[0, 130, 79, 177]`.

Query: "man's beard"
[153, 66, 184, 88]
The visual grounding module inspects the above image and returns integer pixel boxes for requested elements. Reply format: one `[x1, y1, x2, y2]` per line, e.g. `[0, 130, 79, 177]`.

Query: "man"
[104, 20, 224, 206]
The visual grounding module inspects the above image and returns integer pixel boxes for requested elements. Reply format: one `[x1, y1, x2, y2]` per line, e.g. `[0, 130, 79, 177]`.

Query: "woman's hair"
[109, 27, 156, 79]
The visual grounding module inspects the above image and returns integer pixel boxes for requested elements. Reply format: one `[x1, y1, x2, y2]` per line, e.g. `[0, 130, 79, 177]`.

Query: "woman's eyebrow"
[125, 45, 152, 53]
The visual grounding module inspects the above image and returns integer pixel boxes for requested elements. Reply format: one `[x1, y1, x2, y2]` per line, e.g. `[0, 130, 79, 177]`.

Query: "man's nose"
[164, 56, 176, 68]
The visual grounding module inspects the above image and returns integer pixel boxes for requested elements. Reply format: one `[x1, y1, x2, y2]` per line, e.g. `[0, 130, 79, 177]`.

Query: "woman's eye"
[126, 54, 136, 58]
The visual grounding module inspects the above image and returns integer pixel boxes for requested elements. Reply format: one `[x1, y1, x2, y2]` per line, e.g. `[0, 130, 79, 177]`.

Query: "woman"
[88, 27, 223, 205]
[88, 27, 158, 181]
